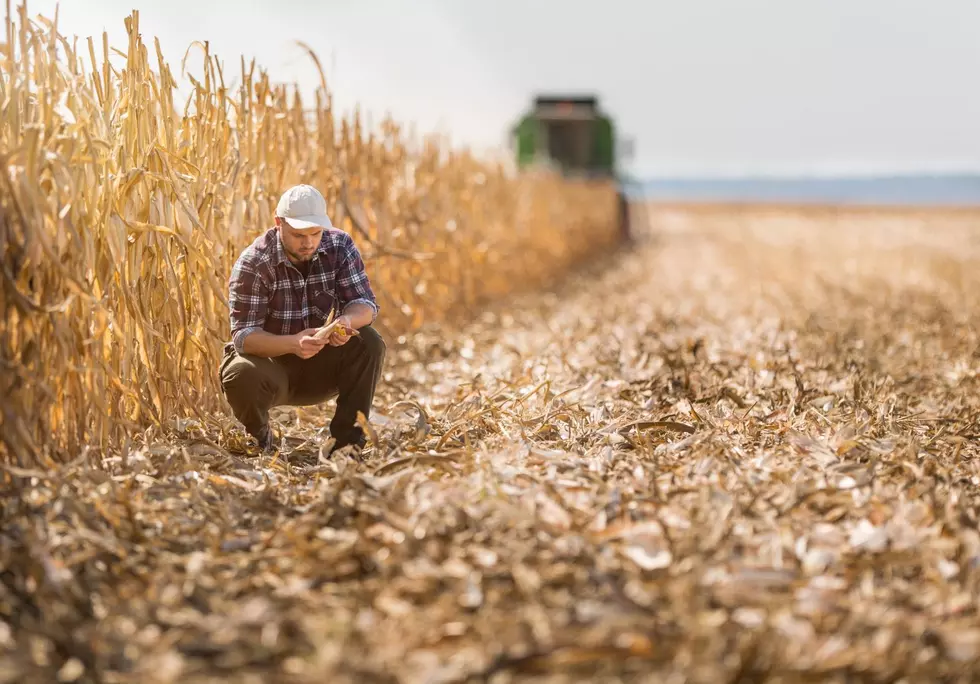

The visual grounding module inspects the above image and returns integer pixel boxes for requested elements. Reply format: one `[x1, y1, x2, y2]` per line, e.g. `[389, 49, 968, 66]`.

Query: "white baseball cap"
[275, 184, 333, 230]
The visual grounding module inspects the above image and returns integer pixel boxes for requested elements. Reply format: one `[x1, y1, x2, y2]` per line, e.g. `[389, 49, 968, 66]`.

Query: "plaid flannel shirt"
[227, 227, 379, 354]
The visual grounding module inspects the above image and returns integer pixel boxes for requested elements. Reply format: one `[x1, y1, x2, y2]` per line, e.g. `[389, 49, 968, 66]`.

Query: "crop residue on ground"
[3, 205, 980, 683]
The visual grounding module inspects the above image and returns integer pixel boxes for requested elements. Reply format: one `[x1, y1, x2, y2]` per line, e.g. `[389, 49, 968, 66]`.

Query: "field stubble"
[3, 205, 980, 683]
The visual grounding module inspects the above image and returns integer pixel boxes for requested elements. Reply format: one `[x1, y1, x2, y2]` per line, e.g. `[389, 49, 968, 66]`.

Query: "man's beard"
[286, 246, 314, 262]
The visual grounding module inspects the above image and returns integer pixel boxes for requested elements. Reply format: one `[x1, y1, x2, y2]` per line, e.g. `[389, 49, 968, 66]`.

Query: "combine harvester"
[510, 94, 636, 242]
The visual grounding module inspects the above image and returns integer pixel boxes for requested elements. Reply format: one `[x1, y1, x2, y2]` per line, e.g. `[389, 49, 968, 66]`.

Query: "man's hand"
[293, 328, 329, 359]
[326, 315, 355, 347]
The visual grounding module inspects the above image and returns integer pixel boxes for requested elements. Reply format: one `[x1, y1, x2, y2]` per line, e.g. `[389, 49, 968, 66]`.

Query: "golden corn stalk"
[0, 7, 620, 465]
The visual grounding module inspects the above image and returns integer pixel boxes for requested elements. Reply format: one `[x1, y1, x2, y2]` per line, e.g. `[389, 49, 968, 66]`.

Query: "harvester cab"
[510, 94, 634, 241]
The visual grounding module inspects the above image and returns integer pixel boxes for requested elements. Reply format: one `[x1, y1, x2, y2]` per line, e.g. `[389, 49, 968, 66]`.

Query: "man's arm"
[336, 236, 380, 329]
[341, 302, 375, 330]
[324, 237, 379, 346]
[242, 329, 303, 357]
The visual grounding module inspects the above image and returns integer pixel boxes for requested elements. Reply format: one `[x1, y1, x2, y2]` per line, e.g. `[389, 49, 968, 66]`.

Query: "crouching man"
[219, 184, 386, 456]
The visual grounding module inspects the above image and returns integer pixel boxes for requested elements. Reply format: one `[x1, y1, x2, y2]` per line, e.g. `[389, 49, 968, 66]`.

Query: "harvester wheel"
[617, 189, 631, 243]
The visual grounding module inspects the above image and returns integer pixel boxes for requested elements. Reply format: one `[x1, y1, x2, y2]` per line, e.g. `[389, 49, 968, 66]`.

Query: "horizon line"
[626, 163, 980, 181]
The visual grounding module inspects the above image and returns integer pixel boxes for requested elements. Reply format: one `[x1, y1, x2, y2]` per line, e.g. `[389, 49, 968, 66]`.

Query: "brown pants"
[219, 326, 386, 446]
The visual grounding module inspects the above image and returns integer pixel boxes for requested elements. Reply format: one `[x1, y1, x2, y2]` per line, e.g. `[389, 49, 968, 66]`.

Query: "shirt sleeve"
[228, 255, 269, 354]
[336, 236, 379, 322]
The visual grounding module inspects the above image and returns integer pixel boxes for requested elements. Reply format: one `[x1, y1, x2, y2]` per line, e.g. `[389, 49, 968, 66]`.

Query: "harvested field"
[4, 205, 980, 683]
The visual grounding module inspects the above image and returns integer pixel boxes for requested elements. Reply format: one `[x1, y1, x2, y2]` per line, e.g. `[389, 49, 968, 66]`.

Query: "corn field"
[0, 7, 620, 465]
[9, 4, 980, 684]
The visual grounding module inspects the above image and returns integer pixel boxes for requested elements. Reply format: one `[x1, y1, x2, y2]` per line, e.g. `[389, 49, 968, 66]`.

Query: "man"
[219, 184, 386, 456]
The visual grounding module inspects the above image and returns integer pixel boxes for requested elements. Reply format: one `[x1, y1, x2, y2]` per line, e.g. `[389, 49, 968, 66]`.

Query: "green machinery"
[510, 94, 633, 240]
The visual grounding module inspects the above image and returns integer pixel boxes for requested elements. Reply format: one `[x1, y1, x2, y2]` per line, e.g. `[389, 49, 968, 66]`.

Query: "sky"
[18, 0, 980, 177]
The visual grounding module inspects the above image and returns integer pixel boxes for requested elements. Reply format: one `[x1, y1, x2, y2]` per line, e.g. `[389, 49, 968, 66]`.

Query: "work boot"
[326, 430, 367, 460]
[254, 424, 278, 454]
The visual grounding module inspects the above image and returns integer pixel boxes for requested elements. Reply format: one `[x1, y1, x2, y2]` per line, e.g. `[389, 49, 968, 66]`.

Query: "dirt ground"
[4, 204, 980, 683]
